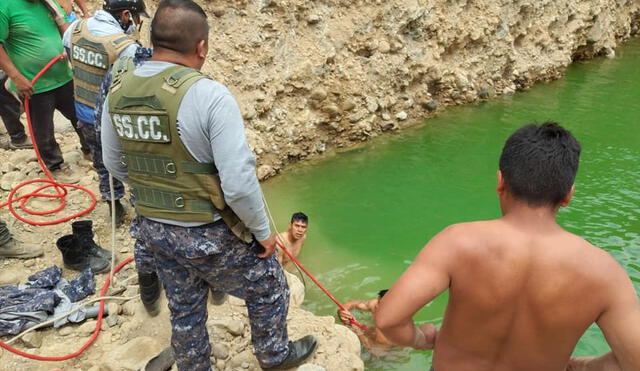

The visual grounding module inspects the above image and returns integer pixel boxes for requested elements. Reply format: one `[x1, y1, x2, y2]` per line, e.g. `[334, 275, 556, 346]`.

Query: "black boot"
[139, 271, 161, 316]
[262, 335, 318, 370]
[56, 235, 109, 273]
[72, 220, 112, 260]
[107, 199, 126, 228]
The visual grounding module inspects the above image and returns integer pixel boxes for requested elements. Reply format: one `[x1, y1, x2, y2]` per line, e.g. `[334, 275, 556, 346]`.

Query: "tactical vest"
[107, 59, 253, 243]
[70, 19, 135, 108]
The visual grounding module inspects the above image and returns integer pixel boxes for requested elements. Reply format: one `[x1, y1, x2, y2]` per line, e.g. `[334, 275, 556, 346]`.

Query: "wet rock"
[102, 336, 163, 371]
[211, 343, 229, 360]
[422, 100, 439, 111]
[20, 331, 42, 348]
[478, 88, 490, 100]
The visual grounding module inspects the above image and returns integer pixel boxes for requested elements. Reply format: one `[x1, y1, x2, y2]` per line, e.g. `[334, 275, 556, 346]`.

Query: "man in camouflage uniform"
[101, 0, 317, 369]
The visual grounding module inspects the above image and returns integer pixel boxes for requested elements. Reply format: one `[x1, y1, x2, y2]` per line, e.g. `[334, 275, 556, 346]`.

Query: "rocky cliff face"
[197, 0, 639, 179]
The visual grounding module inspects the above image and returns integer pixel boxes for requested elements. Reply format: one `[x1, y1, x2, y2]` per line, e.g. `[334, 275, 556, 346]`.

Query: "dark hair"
[499, 122, 581, 206]
[378, 289, 389, 299]
[150, 0, 209, 54]
[291, 212, 308, 224]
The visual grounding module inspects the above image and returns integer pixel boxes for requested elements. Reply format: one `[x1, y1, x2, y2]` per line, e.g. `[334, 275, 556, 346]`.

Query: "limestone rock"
[0, 268, 21, 286]
[212, 318, 245, 336]
[79, 320, 97, 336]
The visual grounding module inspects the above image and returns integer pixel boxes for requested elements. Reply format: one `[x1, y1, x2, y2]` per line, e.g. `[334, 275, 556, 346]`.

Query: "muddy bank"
[195, 0, 639, 179]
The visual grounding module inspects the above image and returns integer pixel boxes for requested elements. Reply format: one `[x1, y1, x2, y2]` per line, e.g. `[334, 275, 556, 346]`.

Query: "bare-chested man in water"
[376, 122, 640, 371]
[277, 212, 308, 269]
[338, 290, 395, 355]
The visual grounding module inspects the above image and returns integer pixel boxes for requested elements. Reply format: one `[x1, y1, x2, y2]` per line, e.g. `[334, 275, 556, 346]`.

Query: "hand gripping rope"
[0, 55, 134, 361]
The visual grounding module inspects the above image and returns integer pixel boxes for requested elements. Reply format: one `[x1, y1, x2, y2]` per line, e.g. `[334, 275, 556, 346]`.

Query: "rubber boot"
[262, 335, 318, 370]
[56, 235, 109, 273]
[107, 199, 126, 228]
[72, 220, 112, 260]
[139, 271, 161, 316]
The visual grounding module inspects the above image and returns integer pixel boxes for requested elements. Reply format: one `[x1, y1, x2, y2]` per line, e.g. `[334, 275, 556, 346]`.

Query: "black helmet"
[103, 0, 150, 18]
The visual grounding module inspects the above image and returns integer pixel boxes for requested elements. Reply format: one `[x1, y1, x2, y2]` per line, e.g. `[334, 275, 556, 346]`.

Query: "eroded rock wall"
[197, 0, 639, 178]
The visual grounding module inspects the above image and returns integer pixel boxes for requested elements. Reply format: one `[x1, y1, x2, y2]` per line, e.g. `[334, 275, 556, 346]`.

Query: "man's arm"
[592, 262, 640, 370]
[343, 300, 372, 312]
[375, 226, 456, 349]
[0, 45, 33, 98]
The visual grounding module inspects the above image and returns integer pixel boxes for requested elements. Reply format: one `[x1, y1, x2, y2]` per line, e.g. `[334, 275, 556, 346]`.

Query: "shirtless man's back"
[376, 123, 640, 370]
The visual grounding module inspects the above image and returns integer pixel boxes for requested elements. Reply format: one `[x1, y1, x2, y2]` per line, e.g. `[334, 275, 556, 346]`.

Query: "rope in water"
[0, 54, 97, 225]
[262, 197, 369, 332]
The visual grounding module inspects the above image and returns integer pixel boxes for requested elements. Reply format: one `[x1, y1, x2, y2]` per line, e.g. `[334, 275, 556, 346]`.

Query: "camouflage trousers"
[129, 217, 157, 275]
[132, 216, 290, 371]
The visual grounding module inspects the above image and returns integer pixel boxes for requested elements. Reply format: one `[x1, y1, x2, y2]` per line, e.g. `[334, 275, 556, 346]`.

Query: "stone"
[79, 320, 97, 336]
[215, 360, 225, 369]
[378, 40, 391, 54]
[340, 101, 356, 112]
[211, 343, 229, 360]
[212, 7, 226, 17]
[229, 349, 258, 369]
[20, 331, 42, 348]
[422, 100, 438, 111]
[101, 336, 163, 371]
[106, 314, 120, 327]
[298, 364, 326, 371]
[212, 318, 245, 336]
[285, 271, 305, 308]
[107, 302, 121, 316]
[58, 326, 74, 337]
[8, 150, 36, 165]
[0, 268, 21, 286]
[309, 88, 328, 101]
[395, 111, 408, 121]
[122, 301, 137, 316]
[307, 14, 321, 24]
[478, 88, 490, 100]
[365, 97, 379, 113]
[63, 150, 83, 165]
[257, 165, 276, 180]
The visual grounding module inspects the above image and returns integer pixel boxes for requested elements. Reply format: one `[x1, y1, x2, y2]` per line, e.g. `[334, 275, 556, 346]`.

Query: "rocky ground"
[1, 0, 639, 369]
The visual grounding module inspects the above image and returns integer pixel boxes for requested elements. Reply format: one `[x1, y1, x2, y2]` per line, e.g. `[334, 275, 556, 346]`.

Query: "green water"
[263, 38, 640, 370]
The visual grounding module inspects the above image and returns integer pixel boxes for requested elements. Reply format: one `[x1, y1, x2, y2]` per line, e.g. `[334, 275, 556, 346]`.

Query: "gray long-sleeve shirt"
[101, 61, 270, 241]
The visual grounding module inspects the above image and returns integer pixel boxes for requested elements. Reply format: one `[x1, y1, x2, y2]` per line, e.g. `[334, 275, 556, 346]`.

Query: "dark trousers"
[0, 75, 27, 143]
[26, 81, 88, 170]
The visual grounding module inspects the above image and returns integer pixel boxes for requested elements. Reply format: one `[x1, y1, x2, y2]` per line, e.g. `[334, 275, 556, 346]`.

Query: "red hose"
[0, 257, 133, 361]
[0, 54, 97, 225]
[0, 56, 133, 361]
[276, 240, 369, 331]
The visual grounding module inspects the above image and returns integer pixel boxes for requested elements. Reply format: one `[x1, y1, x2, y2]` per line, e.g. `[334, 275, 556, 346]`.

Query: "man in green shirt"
[0, 0, 86, 183]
